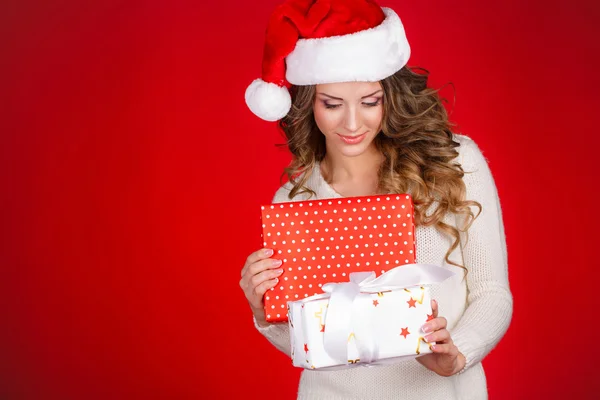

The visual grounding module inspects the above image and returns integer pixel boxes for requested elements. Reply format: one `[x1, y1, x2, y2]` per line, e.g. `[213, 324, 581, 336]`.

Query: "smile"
[337, 132, 367, 145]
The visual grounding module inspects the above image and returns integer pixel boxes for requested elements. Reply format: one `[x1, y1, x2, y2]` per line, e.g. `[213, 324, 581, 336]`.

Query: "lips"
[337, 132, 367, 145]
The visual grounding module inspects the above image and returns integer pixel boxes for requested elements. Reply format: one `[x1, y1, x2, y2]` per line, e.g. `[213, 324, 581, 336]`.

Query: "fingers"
[431, 298, 438, 318]
[430, 342, 459, 357]
[424, 328, 451, 344]
[421, 316, 447, 334]
[253, 276, 280, 299]
[242, 248, 275, 277]
[250, 268, 284, 289]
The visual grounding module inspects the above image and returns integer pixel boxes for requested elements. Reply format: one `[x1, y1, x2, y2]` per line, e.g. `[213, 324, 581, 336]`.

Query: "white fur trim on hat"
[245, 79, 292, 122]
[285, 8, 410, 85]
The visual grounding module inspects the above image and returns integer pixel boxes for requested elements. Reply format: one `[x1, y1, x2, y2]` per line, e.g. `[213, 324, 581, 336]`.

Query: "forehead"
[315, 81, 382, 98]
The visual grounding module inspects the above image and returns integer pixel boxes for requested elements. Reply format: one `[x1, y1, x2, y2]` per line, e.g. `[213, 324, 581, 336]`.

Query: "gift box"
[288, 264, 454, 370]
[260, 194, 416, 322]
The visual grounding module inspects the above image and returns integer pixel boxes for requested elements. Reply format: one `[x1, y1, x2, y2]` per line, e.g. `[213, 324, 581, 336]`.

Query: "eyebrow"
[318, 89, 383, 101]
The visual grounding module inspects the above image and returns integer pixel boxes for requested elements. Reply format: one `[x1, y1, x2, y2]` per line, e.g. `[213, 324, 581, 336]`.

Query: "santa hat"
[245, 0, 411, 122]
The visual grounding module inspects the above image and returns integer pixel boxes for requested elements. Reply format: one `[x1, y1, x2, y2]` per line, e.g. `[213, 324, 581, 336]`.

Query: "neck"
[321, 144, 385, 196]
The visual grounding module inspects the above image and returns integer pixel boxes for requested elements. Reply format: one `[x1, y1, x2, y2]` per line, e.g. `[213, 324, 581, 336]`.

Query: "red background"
[1, 0, 599, 398]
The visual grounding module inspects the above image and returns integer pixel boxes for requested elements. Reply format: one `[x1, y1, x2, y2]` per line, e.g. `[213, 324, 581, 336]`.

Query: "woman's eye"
[363, 100, 381, 107]
[324, 103, 342, 109]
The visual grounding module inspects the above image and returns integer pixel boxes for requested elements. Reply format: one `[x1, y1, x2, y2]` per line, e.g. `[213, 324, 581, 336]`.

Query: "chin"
[338, 141, 375, 157]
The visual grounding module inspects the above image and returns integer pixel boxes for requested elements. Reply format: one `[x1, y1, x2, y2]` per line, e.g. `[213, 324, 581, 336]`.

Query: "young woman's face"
[313, 81, 384, 158]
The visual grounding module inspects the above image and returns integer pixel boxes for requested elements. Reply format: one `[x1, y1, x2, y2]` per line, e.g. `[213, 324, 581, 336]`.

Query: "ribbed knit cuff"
[452, 330, 481, 373]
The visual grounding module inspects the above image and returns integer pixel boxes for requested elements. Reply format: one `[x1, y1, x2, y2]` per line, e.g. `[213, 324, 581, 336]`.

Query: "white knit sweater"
[254, 134, 513, 400]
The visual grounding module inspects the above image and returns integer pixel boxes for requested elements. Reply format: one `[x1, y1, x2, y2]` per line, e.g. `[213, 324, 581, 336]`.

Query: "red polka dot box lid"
[260, 194, 416, 323]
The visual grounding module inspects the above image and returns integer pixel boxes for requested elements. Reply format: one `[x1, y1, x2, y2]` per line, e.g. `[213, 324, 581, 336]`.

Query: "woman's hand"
[416, 299, 466, 377]
[239, 248, 284, 327]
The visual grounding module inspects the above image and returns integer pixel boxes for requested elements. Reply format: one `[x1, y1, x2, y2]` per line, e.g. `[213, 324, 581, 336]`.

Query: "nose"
[343, 106, 360, 132]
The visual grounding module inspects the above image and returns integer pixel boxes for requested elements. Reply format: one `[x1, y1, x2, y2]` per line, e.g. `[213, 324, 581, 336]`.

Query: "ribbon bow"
[316, 264, 455, 364]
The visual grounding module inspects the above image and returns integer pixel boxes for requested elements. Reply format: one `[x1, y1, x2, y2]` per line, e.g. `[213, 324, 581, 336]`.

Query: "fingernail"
[430, 344, 437, 351]
[275, 268, 284, 275]
[424, 334, 433, 343]
[264, 248, 274, 256]
[421, 324, 431, 333]
[272, 259, 283, 266]
[273, 278, 279, 284]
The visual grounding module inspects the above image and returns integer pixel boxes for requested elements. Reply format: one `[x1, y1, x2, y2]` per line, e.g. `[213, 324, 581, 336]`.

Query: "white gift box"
[288, 264, 454, 370]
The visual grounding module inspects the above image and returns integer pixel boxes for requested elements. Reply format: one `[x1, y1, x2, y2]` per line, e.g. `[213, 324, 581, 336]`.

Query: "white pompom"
[245, 79, 291, 122]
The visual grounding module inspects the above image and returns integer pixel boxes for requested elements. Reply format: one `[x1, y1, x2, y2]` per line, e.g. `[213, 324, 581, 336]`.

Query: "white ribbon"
[316, 264, 455, 364]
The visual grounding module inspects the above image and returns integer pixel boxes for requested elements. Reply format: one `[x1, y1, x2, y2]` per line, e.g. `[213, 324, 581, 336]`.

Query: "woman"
[239, 1, 512, 399]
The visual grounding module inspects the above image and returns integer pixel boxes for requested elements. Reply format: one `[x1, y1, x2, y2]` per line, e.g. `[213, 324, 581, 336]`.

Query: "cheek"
[314, 106, 342, 133]
[364, 107, 384, 130]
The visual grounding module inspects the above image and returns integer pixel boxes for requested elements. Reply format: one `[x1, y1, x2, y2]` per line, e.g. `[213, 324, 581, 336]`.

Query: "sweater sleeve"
[450, 137, 513, 372]
[252, 183, 296, 358]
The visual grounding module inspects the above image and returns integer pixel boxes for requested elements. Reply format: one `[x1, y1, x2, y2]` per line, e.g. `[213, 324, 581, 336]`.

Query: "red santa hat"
[245, 0, 411, 122]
